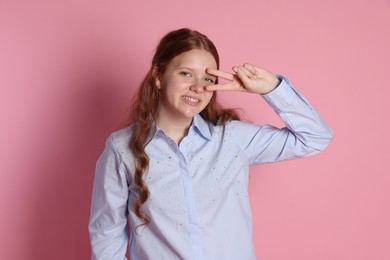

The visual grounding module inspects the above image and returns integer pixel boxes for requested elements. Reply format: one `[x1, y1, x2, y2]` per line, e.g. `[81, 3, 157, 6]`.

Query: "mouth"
[182, 95, 200, 103]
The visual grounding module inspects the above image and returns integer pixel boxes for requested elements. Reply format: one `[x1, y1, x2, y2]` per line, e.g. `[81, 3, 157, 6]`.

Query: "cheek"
[205, 92, 214, 103]
[163, 81, 188, 98]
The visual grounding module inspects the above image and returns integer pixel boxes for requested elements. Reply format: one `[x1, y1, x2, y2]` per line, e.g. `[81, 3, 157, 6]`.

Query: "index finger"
[206, 68, 235, 82]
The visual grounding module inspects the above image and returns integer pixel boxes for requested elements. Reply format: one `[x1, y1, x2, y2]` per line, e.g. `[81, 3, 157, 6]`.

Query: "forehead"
[168, 49, 217, 69]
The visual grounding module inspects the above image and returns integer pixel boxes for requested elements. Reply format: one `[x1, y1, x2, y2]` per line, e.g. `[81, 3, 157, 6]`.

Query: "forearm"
[262, 76, 334, 153]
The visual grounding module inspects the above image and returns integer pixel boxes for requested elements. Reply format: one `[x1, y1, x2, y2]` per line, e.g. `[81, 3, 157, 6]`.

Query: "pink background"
[1, 0, 389, 259]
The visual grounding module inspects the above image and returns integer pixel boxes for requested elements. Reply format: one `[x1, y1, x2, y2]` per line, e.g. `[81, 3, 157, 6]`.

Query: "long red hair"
[127, 28, 239, 228]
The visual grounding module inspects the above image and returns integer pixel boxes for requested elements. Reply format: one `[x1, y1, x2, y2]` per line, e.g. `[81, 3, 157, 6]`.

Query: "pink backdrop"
[1, 0, 389, 259]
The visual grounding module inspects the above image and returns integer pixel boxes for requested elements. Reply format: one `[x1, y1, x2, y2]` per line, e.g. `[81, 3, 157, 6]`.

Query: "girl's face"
[156, 49, 217, 125]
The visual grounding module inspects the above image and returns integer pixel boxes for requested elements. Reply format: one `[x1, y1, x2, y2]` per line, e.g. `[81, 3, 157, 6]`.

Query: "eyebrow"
[177, 67, 216, 77]
[176, 66, 195, 71]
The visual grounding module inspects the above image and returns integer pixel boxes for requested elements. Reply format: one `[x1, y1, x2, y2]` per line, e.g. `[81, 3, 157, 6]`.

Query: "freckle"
[157, 161, 159, 164]
[169, 156, 171, 159]
[212, 167, 215, 170]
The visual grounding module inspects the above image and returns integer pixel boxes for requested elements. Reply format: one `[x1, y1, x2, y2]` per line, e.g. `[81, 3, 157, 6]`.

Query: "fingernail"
[232, 66, 238, 73]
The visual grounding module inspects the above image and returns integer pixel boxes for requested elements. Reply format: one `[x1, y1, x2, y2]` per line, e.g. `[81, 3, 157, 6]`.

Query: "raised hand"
[206, 63, 280, 95]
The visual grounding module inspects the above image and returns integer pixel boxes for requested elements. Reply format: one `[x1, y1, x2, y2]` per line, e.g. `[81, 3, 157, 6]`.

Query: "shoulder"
[99, 124, 138, 170]
[224, 119, 261, 132]
[208, 119, 262, 142]
[106, 124, 136, 151]
[219, 120, 267, 148]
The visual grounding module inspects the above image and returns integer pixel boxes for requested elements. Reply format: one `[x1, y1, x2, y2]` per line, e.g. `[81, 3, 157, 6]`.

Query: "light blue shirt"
[89, 77, 333, 260]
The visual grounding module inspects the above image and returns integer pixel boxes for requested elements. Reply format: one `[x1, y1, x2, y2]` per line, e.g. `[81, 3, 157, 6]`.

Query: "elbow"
[324, 125, 334, 146]
[314, 126, 334, 152]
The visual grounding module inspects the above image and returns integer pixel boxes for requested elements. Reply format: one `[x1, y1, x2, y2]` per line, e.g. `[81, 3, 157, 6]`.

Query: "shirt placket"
[173, 136, 205, 260]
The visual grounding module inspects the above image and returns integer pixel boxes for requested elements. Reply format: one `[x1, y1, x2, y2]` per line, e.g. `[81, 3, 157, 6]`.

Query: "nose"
[190, 78, 205, 93]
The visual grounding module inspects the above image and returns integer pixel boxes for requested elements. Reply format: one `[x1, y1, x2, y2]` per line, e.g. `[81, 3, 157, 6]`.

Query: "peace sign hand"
[206, 63, 280, 95]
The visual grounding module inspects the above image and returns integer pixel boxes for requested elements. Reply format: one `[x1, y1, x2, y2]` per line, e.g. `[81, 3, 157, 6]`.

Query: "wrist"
[260, 76, 281, 95]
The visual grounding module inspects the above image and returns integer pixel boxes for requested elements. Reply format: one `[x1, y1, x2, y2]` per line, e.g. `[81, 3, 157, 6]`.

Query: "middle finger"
[206, 68, 235, 81]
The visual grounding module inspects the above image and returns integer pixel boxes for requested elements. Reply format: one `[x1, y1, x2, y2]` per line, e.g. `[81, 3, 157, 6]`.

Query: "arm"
[207, 64, 333, 164]
[89, 136, 129, 260]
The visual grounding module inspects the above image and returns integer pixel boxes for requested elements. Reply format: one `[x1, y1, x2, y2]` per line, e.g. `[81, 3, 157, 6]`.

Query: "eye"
[179, 71, 192, 77]
[205, 77, 216, 84]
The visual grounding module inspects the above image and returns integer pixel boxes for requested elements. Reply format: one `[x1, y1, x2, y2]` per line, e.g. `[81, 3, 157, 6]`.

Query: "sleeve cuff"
[261, 76, 311, 112]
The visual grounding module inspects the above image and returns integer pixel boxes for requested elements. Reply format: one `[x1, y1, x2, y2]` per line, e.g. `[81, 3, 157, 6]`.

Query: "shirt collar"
[192, 114, 212, 141]
[153, 115, 212, 141]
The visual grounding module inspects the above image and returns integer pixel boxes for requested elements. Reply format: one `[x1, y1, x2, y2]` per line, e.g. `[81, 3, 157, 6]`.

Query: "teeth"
[183, 96, 200, 103]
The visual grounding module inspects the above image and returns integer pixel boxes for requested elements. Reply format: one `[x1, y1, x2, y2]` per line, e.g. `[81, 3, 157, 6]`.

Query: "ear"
[156, 78, 161, 89]
[152, 65, 161, 89]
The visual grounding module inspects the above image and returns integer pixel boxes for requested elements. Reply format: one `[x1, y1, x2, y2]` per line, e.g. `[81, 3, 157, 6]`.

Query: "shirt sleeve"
[88, 136, 129, 260]
[228, 76, 334, 165]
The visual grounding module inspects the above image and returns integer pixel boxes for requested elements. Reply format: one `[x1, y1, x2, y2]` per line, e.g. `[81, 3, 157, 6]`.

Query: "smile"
[183, 96, 200, 103]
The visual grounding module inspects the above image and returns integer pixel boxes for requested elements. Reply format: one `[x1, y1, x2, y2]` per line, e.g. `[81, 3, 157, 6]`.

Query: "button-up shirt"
[89, 77, 333, 260]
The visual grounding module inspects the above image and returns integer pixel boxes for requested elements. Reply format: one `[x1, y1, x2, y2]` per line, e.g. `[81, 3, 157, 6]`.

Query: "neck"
[156, 114, 193, 145]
